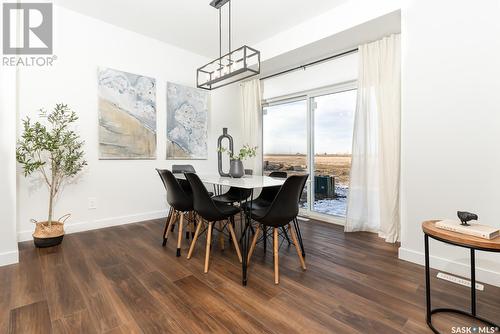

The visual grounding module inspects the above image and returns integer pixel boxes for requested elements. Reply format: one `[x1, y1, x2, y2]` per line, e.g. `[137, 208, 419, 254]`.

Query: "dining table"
[173, 173, 285, 286]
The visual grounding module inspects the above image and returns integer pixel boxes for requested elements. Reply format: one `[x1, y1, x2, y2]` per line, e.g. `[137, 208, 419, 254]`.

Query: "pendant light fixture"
[197, 0, 261, 90]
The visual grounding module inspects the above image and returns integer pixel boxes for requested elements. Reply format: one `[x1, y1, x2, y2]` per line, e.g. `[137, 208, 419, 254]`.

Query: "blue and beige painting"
[166, 82, 208, 160]
[98, 67, 156, 159]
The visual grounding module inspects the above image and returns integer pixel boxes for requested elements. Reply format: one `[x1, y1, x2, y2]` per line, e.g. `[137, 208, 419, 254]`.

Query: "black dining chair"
[247, 174, 308, 284]
[171, 164, 196, 193]
[184, 173, 242, 273]
[170, 164, 213, 239]
[240, 171, 292, 251]
[156, 169, 196, 257]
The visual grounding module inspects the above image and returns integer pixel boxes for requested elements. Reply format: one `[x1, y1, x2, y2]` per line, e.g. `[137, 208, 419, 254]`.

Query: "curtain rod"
[259, 48, 358, 81]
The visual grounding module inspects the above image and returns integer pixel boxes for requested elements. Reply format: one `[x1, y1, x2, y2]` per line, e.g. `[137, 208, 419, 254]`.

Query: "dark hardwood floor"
[1, 217, 499, 333]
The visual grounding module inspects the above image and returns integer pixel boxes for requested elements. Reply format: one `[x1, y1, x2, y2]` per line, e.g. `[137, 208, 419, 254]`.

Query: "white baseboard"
[0, 249, 19, 266]
[17, 210, 167, 242]
[399, 247, 500, 288]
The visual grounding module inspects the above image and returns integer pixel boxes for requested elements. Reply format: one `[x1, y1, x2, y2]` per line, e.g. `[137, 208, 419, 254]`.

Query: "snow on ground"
[313, 185, 348, 217]
[300, 186, 349, 217]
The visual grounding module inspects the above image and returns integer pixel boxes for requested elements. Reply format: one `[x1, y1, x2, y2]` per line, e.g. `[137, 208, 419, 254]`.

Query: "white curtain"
[241, 79, 263, 175]
[345, 34, 401, 243]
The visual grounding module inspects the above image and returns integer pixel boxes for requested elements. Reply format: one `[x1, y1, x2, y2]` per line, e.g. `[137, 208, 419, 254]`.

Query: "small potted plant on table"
[219, 144, 257, 178]
[16, 104, 87, 248]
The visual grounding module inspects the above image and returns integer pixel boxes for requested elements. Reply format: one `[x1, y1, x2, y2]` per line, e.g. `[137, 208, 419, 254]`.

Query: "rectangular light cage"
[197, 45, 260, 90]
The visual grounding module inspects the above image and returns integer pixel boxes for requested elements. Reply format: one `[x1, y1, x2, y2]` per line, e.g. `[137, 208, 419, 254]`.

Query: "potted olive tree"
[16, 104, 87, 248]
[219, 144, 257, 178]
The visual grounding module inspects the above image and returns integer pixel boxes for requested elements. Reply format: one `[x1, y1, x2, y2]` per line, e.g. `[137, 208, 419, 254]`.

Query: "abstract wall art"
[166, 82, 209, 159]
[98, 67, 157, 159]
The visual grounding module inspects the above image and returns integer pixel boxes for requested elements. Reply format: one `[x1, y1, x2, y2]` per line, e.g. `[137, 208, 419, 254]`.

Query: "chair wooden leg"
[176, 212, 184, 257]
[228, 215, 235, 242]
[163, 210, 177, 246]
[190, 212, 196, 238]
[185, 211, 193, 240]
[263, 226, 267, 253]
[204, 221, 213, 273]
[247, 225, 261, 264]
[293, 218, 305, 257]
[219, 225, 225, 251]
[274, 228, 279, 284]
[171, 213, 176, 232]
[187, 218, 203, 259]
[162, 208, 172, 246]
[289, 224, 306, 270]
[227, 221, 242, 263]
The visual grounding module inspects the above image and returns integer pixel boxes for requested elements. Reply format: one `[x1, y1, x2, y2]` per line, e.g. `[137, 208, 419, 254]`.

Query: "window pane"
[263, 100, 308, 208]
[312, 90, 356, 217]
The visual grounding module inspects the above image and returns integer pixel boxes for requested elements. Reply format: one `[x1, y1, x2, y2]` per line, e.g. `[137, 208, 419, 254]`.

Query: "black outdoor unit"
[314, 175, 335, 198]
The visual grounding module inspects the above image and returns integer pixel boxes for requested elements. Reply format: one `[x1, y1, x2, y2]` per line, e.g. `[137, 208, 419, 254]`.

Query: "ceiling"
[55, 0, 348, 58]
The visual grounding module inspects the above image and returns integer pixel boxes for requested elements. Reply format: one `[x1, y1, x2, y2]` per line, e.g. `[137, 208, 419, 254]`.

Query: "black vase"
[229, 160, 244, 178]
[217, 128, 234, 177]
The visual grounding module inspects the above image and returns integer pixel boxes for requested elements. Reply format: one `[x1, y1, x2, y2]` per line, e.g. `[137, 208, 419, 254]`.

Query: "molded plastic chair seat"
[241, 198, 272, 211]
[215, 202, 240, 217]
[249, 207, 268, 221]
[212, 187, 252, 204]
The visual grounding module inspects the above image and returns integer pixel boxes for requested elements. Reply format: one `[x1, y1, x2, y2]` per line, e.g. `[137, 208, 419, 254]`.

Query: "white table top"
[173, 173, 285, 189]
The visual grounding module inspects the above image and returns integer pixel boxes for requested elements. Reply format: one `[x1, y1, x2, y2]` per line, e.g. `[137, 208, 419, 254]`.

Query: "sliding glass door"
[262, 83, 357, 220]
[262, 99, 308, 208]
[311, 89, 356, 217]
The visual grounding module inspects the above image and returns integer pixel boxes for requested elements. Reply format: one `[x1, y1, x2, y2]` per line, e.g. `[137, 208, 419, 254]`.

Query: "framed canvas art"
[98, 67, 156, 159]
[166, 82, 209, 159]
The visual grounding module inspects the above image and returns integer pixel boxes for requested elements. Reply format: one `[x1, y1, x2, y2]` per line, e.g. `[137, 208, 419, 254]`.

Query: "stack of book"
[436, 220, 500, 240]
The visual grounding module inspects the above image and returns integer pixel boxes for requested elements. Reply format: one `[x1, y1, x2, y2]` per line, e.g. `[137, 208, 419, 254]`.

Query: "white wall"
[0, 60, 19, 266]
[16, 6, 243, 241]
[0, 0, 19, 265]
[399, 0, 500, 286]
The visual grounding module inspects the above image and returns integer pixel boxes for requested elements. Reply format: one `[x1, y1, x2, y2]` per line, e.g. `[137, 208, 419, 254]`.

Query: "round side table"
[422, 220, 500, 334]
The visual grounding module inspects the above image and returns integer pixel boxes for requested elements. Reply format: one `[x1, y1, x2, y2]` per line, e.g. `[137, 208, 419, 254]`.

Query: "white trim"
[300, 210, 346, 226]
[17, 210, 167, 242]
[263, 95, 307, 107]
[262, 80, 357, 105]
[0, 250, 19, 266]
[398, 247, 500, 288]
